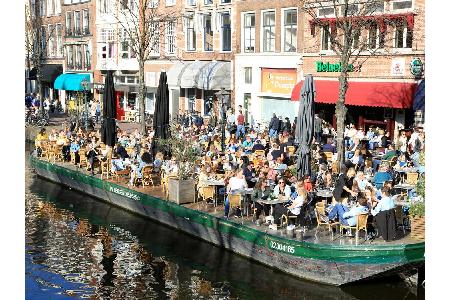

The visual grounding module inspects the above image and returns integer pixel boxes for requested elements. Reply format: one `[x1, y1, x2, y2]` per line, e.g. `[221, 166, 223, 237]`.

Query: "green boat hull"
[29, 156, 425, 286]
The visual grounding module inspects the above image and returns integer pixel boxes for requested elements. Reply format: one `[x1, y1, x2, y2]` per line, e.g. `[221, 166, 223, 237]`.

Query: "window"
[48, 25, 54, 57]
[149, 0, 159, 8]
[352, 28, 361, 49]
[204, 0, 213, 5]
[187, 89, 195, 112]
[283, 9, 297, 52]
[121, 0, 138, 12]
[55, 0, 61, 14]
[83, 10, 90, 35]
[74, 11, 81, 35]
[98, 0, 112, 14]
[243, 13, 255, 52]
[185, 15, 196, 51]
[367, 22, 385, 49]
[244, 67, 252, 84]
[85, 46, 91, 69]
[204, 92, 214, 115]
[56, 24, 63, 57]
[345, 4, 358, 16]
[392, 0, 412, 10]
[66, 11, 72, 36]
[221, 13, 231, 51]
[76, 45, 83, 69]
[262, 11, 275, 52]
[394, 22, 413, 48]
[145, 93, 155, 113]
[166, 21, 176, 54]
[150, 21, 160, 55]
[321, 25, 331, 51]
[120, 40, 136, 59]
[67, 45, 73, 68]
[203, 14, 213, 51]
[47, 0, 55, 16]
[186, 0, 196, 6]
[318, 7, 334, 17]
[221, 0, 231, 4]
[39, 0, 46, 16]
[41, 26, 46, 52]
[365, 0, 384, 14]
[166, 0, 176, 6]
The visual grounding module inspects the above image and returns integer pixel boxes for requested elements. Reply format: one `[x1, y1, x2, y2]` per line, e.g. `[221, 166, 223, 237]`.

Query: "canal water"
[25, 154, 423, 300]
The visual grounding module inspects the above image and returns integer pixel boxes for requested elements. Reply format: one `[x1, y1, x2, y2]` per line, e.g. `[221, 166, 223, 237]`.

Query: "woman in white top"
[224, 169, 247, 218]
[273, 178, 291, 200]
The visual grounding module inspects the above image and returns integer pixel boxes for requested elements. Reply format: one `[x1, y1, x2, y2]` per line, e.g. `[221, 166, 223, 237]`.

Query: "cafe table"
[204, 179, 225, 207]
[256, 198, 292, 219]
[315, 189, 334, 204]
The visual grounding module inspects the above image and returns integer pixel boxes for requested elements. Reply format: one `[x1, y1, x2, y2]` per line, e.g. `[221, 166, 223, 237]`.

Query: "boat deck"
[39, 159, 422, 247]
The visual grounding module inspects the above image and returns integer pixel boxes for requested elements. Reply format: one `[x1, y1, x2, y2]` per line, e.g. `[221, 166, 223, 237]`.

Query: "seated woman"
[332, 167, 357, 204]
[56, 131, 71, 161]
[252, 179, 272, 225]
[350, 149, 365, 171]
[129, 152, 151, 187]
[69, 137, 81, 164]
[355, 171, 371, 191]
[328, 193, 368, 228]
[35, 128, 48, 156]
[111, 144, 129, 173]
[273, 183, 308, 229]
[372, 186, 397, 241]
[224, 169, 247, 218]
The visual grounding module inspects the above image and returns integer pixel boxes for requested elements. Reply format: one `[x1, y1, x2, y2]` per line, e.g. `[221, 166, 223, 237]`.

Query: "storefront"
[54, 72, 92, 112]
[28, 64, 63, 102]
[167, 60, 231, 119]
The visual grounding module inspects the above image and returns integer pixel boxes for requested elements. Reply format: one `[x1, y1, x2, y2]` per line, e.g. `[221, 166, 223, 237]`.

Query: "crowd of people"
[34, 108, 425, 241]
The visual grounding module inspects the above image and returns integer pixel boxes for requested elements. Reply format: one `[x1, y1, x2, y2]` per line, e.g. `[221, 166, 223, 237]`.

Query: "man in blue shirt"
[373, 165, 393, 189]
[372, 187, 396, 216]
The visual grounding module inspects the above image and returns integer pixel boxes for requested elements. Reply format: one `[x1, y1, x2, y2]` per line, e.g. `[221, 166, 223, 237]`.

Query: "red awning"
[291, 80, 417, 109]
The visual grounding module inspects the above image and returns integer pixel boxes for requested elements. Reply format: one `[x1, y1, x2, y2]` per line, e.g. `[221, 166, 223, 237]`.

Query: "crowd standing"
[34, 108, 425, 241]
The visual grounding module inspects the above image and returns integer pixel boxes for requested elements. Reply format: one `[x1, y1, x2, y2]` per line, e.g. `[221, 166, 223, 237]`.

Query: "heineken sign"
[316, 61, 359, 72]
[410, 58, 424, 77]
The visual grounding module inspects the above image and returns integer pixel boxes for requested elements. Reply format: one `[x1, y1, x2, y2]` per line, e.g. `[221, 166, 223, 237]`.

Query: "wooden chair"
[78, 149, 87, 168]
[228, 194, 243, 224]
[395, 205, 408, 235]
[51, 144, 64, 163]
[100, 153, 112, 180]
[406, 172, 419, 185]
[331, 161, 339, 175]
[287, 146, 296, 156]
[113, 167, 131, 183]
[70, 150, 77, 165]
[323, 151, 334, 162]
[339, 213, 369, 240]
[141, 165, 154, 187]
[198, 186, 215, 204]
[40, 142, 51, 161]
[315, 203, 339, 233]
[254, 150, 265, 157]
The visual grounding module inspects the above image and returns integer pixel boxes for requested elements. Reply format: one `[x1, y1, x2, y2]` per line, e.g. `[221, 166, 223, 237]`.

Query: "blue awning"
[413, 79, 425, 111]
[54, 73, 91, 91]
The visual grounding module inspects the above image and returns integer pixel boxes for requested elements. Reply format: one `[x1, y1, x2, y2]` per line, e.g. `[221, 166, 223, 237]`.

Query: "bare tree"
[25, 0, 56, 114]
[116, 0, 180, 134]
[301, 0, 417, 171]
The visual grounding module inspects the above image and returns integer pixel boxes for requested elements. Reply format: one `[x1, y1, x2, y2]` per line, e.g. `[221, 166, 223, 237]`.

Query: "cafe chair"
[254, 150, 265, 157]
[315, 203, 339, 233]
[113, 167, 131, 183]
[70, 150, 77, 165]
[141, 165, 154, 187]
[51, 144, 64, 163]
[339, 213, 369, 240]
[41, 142, 51, 161]
[406, 172, 419, 185]
[78, 149, 87, 168]
[323, 151, 334, 162]
[287, 146, 296, 156]
[395, 206, 409, 235]
[228, 194, 244, 224]
[100, 155, 112, 180]
[198, 186, 215, 205]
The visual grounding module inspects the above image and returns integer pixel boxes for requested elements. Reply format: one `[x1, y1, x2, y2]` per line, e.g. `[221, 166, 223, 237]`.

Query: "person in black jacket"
[268, 114, 279, 138]
[252, 139, 265, 152]
[283, 117, 291, 133]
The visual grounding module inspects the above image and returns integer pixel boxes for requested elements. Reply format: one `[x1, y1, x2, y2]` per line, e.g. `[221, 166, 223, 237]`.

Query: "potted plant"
[409, 152, 425, 240]
[157, 124, 200, 204]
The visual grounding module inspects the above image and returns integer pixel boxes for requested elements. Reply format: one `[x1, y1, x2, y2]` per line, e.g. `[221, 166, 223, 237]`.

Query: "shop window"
[203, 14, 213, 51]
[128, 93, 137, 110]
[204, 95, 213, 116]
[243, 13, 255, 53]
[187, 89, 196, 112]
[221, 12, 231, 51]
[244, 67, 252, 84]
[145, 93, 155, 113]
[283, 9, 297, 52]
[262, 11, 275, 52]
[243, 93, 251, 123]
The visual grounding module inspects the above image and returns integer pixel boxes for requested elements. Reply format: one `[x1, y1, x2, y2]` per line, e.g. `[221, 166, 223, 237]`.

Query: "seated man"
[328, 196, 368, 227]
[372, 187, 396, 241]
[372, 144, 397, 172]
[322, 138, 336, 154]
[242, 136, 254, 154]
[373, 165, 393, 189]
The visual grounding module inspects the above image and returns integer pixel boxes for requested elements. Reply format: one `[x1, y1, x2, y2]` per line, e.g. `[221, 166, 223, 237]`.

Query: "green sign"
[410, 58, 424, 77]
[316, 61, 357, 72]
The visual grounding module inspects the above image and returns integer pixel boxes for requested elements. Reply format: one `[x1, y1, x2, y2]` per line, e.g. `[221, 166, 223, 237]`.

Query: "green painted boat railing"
[30, 156, 425, 265]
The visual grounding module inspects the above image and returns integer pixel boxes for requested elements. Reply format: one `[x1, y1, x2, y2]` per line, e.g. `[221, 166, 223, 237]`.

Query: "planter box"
[168, 178, 195, 204]
[410, 216, 425, 240]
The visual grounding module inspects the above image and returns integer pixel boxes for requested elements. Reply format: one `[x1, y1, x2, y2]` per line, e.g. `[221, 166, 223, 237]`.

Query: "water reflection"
[25, 157, 421, 300]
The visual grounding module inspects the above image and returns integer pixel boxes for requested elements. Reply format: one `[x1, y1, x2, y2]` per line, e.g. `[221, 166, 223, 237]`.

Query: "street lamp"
[81, 78, 90, 132]
[214, 88, 230, 152]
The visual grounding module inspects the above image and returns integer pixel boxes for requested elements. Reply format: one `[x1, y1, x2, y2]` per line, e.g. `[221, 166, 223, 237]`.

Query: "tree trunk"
[138, 60, 146, 135]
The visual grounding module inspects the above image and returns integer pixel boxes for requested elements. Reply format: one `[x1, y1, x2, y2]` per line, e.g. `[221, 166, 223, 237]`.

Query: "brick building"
[294, 0, 425, 139]
[234, 0, 301, 126]
[26, 0, 64, 105]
